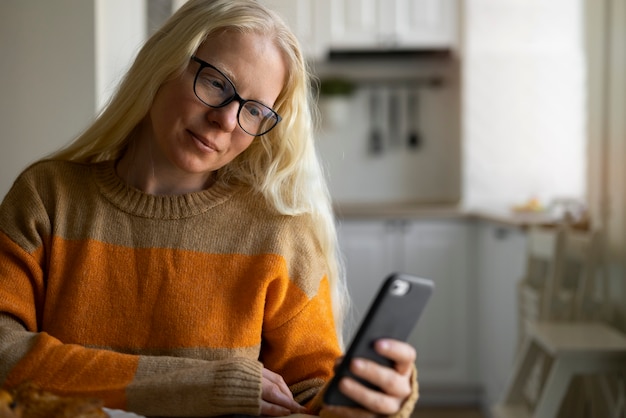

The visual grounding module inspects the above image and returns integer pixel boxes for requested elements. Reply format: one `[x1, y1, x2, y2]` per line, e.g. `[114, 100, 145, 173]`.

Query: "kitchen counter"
[333, 202, 562, 229]
[334, 202, 465, 220]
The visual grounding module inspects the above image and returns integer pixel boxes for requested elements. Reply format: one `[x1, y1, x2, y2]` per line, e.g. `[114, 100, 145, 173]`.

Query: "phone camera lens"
[390, 279, 410, 296]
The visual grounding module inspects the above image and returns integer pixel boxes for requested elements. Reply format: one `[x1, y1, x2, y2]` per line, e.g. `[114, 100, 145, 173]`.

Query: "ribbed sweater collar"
[93, 160, 237, 220]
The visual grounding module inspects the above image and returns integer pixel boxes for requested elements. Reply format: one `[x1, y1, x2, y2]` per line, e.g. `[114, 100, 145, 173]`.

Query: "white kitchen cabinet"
[327, 0, 456, 50]
[258, 0, 328, 60]
[337, 218, 477, 392]
[259, 0, 456, 60]
[472, 222, 527, 409]
[337, 220, 394, 330]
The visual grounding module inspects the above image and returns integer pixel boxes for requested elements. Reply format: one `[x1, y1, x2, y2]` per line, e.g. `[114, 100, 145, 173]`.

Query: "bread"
[0, 388, 19, 418]
[0, 383, 107, 418]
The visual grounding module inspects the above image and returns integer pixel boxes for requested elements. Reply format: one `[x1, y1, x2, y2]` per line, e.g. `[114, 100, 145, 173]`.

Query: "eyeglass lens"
[194, 64, 280, 136]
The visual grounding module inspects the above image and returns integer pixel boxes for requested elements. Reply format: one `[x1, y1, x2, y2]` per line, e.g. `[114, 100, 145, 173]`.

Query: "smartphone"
[323, 272, 434, 408]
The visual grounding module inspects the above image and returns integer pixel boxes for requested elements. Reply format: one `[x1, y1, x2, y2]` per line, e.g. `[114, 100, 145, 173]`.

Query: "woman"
[0, 1, 418, 416]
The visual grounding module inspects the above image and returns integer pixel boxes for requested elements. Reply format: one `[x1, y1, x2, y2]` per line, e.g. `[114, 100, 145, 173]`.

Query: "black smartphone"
[323, 272, 434, 408]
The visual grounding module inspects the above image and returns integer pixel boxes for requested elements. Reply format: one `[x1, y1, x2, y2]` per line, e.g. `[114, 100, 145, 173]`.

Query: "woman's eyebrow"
[213, 62, 238, 86]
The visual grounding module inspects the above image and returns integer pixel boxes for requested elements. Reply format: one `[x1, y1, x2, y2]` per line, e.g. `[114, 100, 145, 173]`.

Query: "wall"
[95, 0, 147, 111]
[0, 0, 97, 198]
[313, 58, 462, 205]
[462, 0, 586, 212]
[0, 0, 146, 199]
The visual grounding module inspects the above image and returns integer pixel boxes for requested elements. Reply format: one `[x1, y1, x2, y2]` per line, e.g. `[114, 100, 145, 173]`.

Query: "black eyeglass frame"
[191, 56, 282, 136]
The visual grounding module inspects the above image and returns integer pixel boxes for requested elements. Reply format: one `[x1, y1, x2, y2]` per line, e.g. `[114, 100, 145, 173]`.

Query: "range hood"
[327, 48, 453, 61]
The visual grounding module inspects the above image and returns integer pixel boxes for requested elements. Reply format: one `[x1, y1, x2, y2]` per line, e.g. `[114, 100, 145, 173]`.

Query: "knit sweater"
[0, 160, 419, 417]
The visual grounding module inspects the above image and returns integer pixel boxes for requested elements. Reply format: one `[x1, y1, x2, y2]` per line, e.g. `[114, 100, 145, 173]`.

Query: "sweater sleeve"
[254, 211, 343, 408]
[0, 173, 266, 417]
[0, 239, 265, 417]
[259, 215, 419, 417]
[260, 275, 342, 404]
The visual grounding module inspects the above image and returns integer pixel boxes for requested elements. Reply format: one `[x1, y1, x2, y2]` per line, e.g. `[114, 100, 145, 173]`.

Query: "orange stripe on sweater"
[261, 276, 340, 385]
[42, 237, 314, 350]
[0, 232, 45, 331]
[4, 332, 137, 409]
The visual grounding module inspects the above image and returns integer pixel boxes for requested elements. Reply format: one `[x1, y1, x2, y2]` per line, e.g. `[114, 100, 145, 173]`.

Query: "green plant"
[319, 77, 356, 96]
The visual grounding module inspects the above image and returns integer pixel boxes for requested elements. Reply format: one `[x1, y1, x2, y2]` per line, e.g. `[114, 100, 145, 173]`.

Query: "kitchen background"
[1, 0, 625, 417]
[0, 0, 588, 209]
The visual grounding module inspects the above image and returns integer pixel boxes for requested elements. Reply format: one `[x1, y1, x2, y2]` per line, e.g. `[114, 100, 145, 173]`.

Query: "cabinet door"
[336, 220, 395, 338]
[337, 218, 476, 389]
[393, 0, 456, 48]
[402, 220, 475, 385]
[329, 0, 379, 49]
[259, 0, 326, 59]
[474, 223, 527, 407]
[329, 0, 456, 50]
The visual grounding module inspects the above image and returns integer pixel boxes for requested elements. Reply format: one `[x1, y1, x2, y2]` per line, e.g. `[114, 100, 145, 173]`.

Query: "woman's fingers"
[374, 339, 416, 376]
[260, 368, 307, 416]
[262, 367, 294, 400]
[324, 339, 417, 416]
[260, 400, 292, 417]
[337, 375, 402, 415]
[351, 358, 412, 400]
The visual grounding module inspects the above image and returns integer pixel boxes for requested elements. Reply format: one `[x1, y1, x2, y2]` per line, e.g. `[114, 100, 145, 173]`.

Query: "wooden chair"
[515, 226, 566, 409]
[567, 229, 608, 321]
[493, 322, 626, 418]
[494, 227, 626, 417]
[517, 227, 606, 348]
[516, 226, 565, 352]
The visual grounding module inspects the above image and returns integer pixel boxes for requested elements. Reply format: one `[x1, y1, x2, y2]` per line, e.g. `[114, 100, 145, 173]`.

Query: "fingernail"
[353, 358, 365, 370]
[378, 339, 391, 351]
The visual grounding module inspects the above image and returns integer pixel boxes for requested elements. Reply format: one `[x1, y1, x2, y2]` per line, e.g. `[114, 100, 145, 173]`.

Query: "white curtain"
[585, 1, 626, 415]
[586, 0, 626, 262]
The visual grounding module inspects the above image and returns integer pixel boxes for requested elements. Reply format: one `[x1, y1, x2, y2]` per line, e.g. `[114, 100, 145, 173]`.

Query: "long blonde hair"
[49, 0, 349, 343]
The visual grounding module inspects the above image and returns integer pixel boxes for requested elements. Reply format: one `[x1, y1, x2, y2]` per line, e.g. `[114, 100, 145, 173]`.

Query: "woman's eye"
[248, 106, 261, 118]
[243, 103, 265, 119]
[199, 75, 225, 91]
[196, 67, 227, 89]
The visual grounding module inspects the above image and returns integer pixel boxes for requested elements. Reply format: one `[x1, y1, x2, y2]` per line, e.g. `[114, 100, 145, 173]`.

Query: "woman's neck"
[116, 136, 216, 196]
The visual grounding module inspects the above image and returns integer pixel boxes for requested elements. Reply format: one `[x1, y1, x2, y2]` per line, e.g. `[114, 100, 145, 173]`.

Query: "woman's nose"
[207, 101, 239, 132]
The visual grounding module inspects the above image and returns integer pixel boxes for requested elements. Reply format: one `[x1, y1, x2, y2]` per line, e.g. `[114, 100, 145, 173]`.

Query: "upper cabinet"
[259, 0, 328, 60]
[328, 0, 456, 51]
[260, 0, 457, 60]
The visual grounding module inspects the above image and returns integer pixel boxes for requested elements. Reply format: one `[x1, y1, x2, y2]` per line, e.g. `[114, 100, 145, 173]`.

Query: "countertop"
[333, 202, 564, 229]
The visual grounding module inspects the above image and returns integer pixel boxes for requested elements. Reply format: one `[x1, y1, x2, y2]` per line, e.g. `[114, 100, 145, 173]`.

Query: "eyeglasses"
[191, 56, 282, 136]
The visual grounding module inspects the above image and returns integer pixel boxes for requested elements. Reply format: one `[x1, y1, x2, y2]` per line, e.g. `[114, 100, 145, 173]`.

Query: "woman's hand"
[260, 367, 307, 416]
[322, 339, 417, 418]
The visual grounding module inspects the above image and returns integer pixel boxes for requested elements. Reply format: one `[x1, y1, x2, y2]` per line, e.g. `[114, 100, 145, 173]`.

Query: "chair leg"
[611, 374, 625, 418]
[533, 357, 574, 418]
[534, 356, 626, 418]
[503, 338, 543, 404]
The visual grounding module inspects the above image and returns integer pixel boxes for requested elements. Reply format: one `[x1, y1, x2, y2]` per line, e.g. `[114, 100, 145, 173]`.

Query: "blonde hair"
[49, 0, 349, 343]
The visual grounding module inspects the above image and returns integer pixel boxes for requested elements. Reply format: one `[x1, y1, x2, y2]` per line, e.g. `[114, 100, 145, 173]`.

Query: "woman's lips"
[189, 130, 218, 153]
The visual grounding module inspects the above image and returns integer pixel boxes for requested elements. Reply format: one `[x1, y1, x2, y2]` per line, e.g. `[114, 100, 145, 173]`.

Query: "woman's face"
[135, 30, 286, 193]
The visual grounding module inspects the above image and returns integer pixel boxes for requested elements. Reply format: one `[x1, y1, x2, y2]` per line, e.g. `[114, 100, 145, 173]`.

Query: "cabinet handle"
[386, 219, 410, 232]
[493, 227, 510, 240]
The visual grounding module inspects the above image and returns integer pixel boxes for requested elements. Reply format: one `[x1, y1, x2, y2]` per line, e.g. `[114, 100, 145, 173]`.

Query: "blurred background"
[1, 1, 624, 417]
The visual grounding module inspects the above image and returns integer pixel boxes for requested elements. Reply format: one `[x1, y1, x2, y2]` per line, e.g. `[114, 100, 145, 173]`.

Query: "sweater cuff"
[127, 356, 263, 416]
[392, 363, 419, 418]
